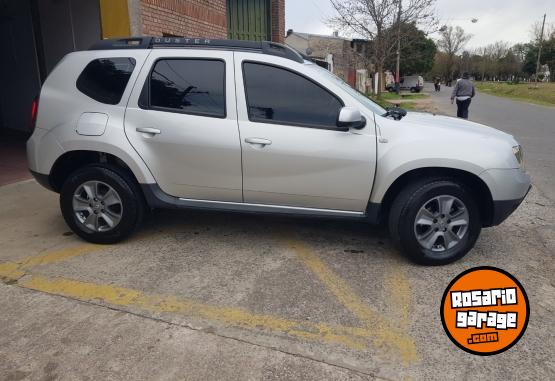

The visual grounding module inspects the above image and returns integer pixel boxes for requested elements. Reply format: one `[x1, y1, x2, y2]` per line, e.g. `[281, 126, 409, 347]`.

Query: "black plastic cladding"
[88, 37, 305, 64]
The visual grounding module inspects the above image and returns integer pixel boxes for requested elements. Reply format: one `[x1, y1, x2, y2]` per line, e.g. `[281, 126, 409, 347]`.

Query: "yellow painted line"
[0, 243, 102, 283]
[1, 228, 165, 276]
[18, 244, 102, 270]
[284, 237, 417, 363]
[384, 266, 412, 330]
[20, 274, 375, 350]
[0, 262, 26, 282]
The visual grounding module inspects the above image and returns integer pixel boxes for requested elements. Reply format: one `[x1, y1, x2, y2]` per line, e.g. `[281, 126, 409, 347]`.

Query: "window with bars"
[227, 0, 271, 41]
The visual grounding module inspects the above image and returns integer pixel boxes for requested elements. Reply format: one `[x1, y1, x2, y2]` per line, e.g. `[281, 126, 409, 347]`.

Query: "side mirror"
[337, 107, 367, 131]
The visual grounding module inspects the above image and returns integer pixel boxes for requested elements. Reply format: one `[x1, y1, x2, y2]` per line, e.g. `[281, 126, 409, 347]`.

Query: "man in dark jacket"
[451, 72, 475, 119]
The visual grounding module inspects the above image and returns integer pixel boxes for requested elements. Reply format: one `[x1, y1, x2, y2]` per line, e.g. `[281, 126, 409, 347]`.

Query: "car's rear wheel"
[60, 165, 144, 244]
[389, 178, 481, 265]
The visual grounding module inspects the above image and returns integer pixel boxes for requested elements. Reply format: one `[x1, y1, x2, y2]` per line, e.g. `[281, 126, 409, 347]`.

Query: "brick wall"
[271, 0, 285, 43]
[139, 0, 285, 42]
[140, 0, 227, 38]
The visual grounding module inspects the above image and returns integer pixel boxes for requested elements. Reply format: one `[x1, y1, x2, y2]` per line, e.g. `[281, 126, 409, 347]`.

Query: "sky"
[285, 0, 554, 49]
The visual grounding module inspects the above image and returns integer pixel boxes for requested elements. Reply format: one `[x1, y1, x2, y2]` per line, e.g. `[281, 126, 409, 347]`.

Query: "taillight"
[30, 95, 39, 132]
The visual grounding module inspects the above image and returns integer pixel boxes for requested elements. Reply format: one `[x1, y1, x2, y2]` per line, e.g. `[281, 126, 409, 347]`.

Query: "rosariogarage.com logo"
[441, 267, 530, 355]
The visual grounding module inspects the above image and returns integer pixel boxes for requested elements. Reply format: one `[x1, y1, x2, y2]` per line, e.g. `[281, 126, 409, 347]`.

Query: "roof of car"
[88, 37, 304, 64]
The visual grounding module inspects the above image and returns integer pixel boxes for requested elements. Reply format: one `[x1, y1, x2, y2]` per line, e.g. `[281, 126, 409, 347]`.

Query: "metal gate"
[227, 0, 271, 41]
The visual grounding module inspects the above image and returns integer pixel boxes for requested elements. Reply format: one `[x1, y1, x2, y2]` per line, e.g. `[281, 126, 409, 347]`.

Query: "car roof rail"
[88, 37, 305, 64]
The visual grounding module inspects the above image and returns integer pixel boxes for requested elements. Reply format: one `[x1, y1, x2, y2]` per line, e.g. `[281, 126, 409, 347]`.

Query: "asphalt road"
[428, 82, 555, 202]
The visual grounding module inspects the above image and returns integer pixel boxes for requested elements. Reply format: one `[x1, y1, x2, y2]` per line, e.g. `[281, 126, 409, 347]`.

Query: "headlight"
[512, 145, 524, 167]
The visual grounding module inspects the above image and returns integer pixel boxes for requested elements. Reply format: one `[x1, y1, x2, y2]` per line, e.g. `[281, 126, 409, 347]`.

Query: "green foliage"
[385, 23, 437, 75]
[522, 38, 555, 76]
[475, 82, 555, 106]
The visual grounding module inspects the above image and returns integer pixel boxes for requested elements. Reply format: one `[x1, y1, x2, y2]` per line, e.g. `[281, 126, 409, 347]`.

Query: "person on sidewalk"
[451, 72, 475, 119]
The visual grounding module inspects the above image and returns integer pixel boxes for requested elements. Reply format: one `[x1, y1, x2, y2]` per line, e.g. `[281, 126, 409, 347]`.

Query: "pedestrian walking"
[451, 72, 475, 119]
[434, 77, 441, 92]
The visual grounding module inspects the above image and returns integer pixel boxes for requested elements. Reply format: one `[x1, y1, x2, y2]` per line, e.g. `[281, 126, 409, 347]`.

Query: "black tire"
[60, 165, 144, 244]
[388, 178, 481, 265]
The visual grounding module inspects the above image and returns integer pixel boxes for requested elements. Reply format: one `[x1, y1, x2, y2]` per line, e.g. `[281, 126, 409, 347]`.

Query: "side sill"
[141, 183, 380, 222]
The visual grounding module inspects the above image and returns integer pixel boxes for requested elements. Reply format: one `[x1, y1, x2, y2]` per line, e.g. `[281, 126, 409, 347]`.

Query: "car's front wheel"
[389, 178, 482, 265]
[60, 165, 144, 244]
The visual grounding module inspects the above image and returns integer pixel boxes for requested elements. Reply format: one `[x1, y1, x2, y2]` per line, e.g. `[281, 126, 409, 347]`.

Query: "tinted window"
[77, 58, 136, 105]
[149, 59, 226, 118]
[243, 63, 343, 128]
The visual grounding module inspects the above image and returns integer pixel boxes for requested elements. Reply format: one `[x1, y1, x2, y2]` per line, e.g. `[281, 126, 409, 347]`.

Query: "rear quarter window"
[76, 58, 136, 105]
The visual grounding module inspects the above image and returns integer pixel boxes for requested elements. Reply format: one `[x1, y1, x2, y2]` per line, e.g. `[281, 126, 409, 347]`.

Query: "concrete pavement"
[1, 178, 554, 380]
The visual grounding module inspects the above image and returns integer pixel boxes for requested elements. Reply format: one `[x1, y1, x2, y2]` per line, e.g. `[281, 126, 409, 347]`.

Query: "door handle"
[245, 137, 272, 146]
[136, 127, 161, 135]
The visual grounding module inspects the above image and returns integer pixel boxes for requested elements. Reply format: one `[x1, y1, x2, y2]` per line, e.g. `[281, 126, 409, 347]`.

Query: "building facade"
[285, 30, 373, 91]
[0, 0, 285, 134]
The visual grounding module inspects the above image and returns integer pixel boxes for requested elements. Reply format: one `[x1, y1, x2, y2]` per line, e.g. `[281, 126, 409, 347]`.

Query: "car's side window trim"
[139, 57, 227, 119]
[241, 60, 345, 130]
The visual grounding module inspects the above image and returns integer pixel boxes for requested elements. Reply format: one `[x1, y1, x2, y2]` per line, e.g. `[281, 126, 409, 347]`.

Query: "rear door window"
[148, 59, 226, 118]
[77, 58, 136, 105]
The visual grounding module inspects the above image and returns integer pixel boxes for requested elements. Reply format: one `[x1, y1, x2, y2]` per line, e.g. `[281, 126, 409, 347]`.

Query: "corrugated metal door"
[227, 0, 271, 41]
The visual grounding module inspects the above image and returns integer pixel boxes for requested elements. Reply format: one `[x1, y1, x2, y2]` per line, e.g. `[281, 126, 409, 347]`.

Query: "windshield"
[306, 63, 387, 116]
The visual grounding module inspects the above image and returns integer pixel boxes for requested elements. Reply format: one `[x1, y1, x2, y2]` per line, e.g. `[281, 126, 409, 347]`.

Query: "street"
[1, 86, 554, 380]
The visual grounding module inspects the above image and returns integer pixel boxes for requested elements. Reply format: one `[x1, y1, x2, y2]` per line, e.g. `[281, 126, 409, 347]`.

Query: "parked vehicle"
[386, 75, 424, 93]
[28, 37, 531, 265]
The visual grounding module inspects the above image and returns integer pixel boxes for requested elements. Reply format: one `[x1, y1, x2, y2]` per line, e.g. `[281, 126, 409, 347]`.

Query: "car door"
[234, 53, 376, 212]
[125, 50, 242, 202]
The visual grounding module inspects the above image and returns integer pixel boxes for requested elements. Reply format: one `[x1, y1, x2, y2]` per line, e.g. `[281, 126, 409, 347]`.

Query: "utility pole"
[395, 0, 402, 94]
[535, 13, 546, 86]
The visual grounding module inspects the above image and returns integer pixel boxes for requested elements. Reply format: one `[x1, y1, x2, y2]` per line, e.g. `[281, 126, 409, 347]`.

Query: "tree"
[437, 26, 472, 79]
[329, 0, 437, 94]
[384, 23, 437, 74]
[523, 38, 555, 80]
[530, 20, 555, 42]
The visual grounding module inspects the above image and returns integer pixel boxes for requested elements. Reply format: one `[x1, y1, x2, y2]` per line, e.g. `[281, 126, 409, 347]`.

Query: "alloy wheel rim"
[72, 181, 123, 233]
[414, 195, 469, 252]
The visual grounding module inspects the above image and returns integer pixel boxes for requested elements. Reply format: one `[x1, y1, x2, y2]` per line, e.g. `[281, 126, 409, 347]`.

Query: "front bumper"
[480, 168, 531, 226]
[490, 185, 531, 226]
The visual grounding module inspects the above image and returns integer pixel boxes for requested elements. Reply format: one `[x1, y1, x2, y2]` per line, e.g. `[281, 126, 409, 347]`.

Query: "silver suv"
[27, 37, 531, 265]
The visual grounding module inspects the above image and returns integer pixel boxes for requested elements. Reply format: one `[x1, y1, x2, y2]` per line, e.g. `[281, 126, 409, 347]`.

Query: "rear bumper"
[30, 170, 55, 192]
[490, 185, 531, 226]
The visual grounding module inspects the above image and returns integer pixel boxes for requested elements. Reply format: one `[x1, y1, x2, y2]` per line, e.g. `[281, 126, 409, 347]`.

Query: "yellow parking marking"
[18, 244, 102, 269]
[0, 228, 168, 280]
[0, 243, 102, 282]
[0, 262, 26, 282]
[1, 229, 416, 362]
[284, 237, 417, 363]
[385, 266, 412, 329]
[20, 274, 376, 350]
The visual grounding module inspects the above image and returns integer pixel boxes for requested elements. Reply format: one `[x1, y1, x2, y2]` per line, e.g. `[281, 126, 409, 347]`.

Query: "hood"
[400, 112, 514, 142]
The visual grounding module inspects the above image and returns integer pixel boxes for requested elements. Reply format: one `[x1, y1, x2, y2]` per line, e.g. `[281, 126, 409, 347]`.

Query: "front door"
[234, 53, 375, 212]
[125, 50, 242, 202]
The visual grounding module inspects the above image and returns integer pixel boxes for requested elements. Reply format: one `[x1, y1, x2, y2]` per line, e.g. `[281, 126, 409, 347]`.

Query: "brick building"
[0, 0, 286, 135]
[134, 0, 284, 42]
[285, 30, 373, 92]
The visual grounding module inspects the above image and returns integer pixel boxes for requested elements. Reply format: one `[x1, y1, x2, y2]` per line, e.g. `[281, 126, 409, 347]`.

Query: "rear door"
[124, 50, 242, 202]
